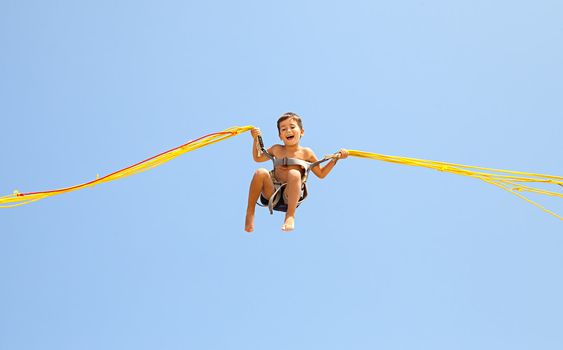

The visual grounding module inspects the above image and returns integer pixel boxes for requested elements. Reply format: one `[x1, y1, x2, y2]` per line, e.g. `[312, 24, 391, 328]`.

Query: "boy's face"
[278, 118, 304, 146]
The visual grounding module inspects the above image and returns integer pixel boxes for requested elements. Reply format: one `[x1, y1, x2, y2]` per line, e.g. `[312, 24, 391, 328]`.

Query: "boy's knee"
[287, 169, 302, 182]
[254, 168, 269, 178]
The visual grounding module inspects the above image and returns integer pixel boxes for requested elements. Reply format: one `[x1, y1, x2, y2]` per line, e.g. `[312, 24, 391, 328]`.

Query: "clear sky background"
[1, 1, 562, 349]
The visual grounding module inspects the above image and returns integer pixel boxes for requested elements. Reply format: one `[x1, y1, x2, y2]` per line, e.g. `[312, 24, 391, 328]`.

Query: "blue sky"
[1, 1, 562, 349]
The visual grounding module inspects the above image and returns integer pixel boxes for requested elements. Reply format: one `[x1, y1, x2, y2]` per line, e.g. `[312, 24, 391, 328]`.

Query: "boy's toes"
[281, 217, 295, 232]
[281, 224, 294, 232]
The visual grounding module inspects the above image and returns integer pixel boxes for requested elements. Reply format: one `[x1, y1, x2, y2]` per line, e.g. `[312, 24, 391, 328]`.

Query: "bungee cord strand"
[347, 150, 563, 220]
[0, 126, 254, 208]
[0, 126, 561, 220]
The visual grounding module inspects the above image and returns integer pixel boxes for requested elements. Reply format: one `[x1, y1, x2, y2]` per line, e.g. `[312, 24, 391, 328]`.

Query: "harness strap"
[256, 135, 334, 177]
[273, 157, 312, 172]
[268, 182, 286, 214]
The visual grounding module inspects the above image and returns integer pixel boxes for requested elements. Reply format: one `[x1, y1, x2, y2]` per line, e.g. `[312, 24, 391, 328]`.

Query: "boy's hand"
[336, 149, 349, 159]
[251, 128, 261, 139]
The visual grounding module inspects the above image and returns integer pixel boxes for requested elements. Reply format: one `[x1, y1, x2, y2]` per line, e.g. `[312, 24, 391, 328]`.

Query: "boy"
[245, 112, 348, 232]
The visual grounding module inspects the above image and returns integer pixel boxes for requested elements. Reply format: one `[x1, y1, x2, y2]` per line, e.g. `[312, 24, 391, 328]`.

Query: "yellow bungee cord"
[0, 126, 253, 208]
[1, 125, 561, 220]
[348, 150, 563, 220]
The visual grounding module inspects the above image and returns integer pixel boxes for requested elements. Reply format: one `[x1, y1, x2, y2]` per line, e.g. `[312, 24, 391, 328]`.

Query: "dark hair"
[277, 112, 303, 134]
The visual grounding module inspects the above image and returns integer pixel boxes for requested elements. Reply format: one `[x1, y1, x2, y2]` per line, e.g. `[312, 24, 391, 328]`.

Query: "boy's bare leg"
[282, 170, 302, 232]
[245, 168, 275, 232]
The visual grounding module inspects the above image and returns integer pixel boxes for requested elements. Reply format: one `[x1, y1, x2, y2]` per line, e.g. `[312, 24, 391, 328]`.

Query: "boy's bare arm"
[310, 148, 348, 179]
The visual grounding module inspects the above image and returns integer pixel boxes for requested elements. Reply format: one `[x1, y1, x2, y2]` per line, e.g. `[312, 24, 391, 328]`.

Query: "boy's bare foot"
[245, 212, 255, 233]
[281, 216, 295, 232]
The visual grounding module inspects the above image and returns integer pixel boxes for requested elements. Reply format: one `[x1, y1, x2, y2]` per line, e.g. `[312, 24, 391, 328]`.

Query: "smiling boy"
[245, 112, 348, 232]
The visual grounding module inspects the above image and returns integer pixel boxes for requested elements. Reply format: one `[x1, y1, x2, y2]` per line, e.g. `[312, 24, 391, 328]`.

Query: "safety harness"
[255, 136, 334, 214]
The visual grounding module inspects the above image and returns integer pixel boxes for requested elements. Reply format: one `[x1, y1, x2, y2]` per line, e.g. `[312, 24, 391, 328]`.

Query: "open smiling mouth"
[286, 135, 295, 140]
